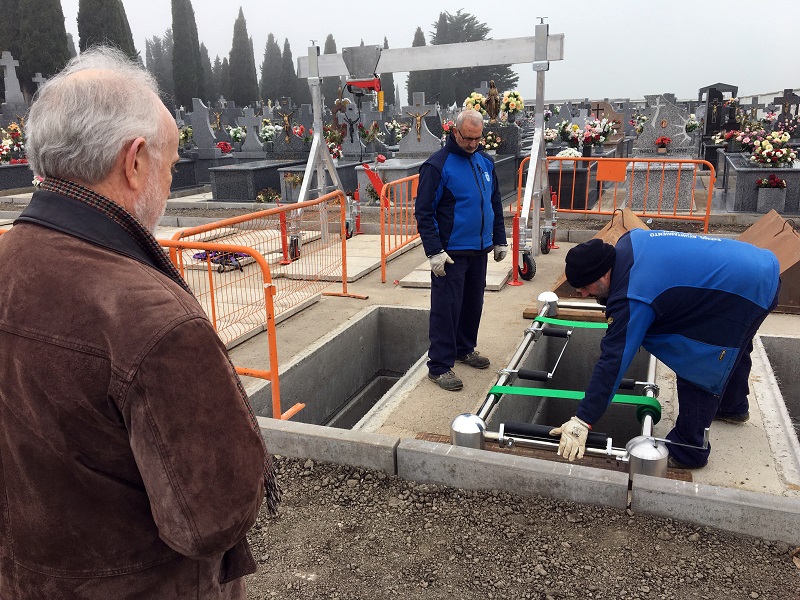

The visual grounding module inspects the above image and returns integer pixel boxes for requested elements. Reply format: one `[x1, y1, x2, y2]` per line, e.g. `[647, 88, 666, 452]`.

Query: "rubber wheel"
[540, 231, 551, 255]
[518, 253, 536, 281]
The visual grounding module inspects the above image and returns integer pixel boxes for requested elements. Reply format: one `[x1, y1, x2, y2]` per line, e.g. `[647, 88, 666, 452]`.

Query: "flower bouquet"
[750, 131, 797, 167]
[482, 130, 501, 152]
[292, 124, 314, 143]
[227, 126, 246, 143]
[464, 92, 487, 115]
[327, 142, 342, 159]
[544, 128, 559, 143]
[1, 123, 25, 163]
[734, 127, 766, 153]
[685, 114, 701, 133]
[385, 119, 409, 141]
[583, 118, 616, 147]
[260, 121, 280, 143]
[256, 188, 282, 203]
[501, 90, 524, 115]
[655, 136, 672, 148]
[556, 148, 582, 158]
[630, 114, 648, 134]
[179, 126, 193, 146]
[543, 107, 559, 123]
[761, 111, 778, 127]
[756, 174, 787, 189]
[556, 119, 581, 147]
[215, 141, 232, 154]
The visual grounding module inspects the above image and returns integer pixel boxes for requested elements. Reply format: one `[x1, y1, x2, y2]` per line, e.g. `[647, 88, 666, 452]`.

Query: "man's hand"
[429, 251, 454, 277]
[493, 244, 508, 262]
[549, 416, 590, 461]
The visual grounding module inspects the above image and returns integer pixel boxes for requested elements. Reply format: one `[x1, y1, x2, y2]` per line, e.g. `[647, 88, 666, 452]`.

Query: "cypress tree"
[320, 34, 340, 108]
[0, 0, 21, 57]
[227, 7, 258, 106]
[381, 37, 395, 106]
[259, 33, 281, 105]
[277, 38, 296, 103]
[17, 0, 70, 97]
[200, 43, 215, 104]
[405, 27, 428, 105]
[219, 57, 231, 102]
[171, 0, 204, 107]
[77, 0, 137, 59]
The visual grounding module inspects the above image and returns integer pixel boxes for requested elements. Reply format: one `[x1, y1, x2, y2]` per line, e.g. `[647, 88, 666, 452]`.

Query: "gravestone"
[398, 92, 441, 158]
[630, 95, 696, 210]
[238, 107, 265, 152]
[590, 102, 625, 145]
[405, 92, 441, 139]
[340, 101, 368, 158]
[175, 108, 185, 128]
[296, 104, 314, 131]
[474, 81, 489, 98]
[773, 89, 800, 132]
[188, 98, 218, 150]
[31, 73, 46, 92]
[1, 51, 28, 127]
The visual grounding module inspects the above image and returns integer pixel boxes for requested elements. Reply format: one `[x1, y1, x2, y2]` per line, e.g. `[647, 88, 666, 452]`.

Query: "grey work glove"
[549, 416, 590, 461]
[493, 244, 508, 262]
[429, 251, 454, 277]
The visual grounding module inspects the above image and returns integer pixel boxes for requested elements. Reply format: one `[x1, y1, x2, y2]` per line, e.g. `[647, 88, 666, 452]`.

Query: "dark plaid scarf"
[40, 177, 281, 516]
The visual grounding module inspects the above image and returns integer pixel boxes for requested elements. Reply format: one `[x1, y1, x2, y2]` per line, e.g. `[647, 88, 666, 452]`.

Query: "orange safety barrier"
[380, 174, 420, 283]
[160, 238, 303, 421]
[171, 191, 367, 321]
[518, 156, 715, 232]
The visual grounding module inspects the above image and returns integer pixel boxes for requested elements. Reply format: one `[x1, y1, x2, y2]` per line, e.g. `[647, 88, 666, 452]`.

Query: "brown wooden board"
[737, 210, 800, 314]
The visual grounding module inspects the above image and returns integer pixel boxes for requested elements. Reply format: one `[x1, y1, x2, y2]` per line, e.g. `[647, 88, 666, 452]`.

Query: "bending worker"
[415, 109, 507, 391]
[550, 230, 780, 469]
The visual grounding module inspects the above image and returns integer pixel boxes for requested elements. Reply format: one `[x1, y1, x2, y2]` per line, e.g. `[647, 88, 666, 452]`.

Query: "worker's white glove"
[549, 416, 590, 461]
[429, 251, 454, 277]
[493, 244, 508, 262]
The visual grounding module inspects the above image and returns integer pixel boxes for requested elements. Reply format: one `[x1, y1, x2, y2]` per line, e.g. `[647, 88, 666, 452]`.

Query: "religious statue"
[276, 109, 294, 143]
[331, 86, 350, 140]
[486, 80, 500, 123]
[406, 110, 430, 142]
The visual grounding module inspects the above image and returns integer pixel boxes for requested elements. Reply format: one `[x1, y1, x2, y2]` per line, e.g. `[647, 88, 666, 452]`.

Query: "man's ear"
[122, 137, 147, 192]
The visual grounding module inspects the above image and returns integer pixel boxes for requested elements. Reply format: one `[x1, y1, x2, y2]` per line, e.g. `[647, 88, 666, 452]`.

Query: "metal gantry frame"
[295, 22, 564, 267]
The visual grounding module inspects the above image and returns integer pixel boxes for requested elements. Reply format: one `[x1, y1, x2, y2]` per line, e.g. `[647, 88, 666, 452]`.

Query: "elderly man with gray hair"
[0, 47, 278, 599]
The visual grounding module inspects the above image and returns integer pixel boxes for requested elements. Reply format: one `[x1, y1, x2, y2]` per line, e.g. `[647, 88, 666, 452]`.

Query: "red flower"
[216, 141, 232, 154]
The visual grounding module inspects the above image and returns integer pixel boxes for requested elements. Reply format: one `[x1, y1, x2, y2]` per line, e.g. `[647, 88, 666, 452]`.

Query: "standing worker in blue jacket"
[415, 109, 508, 391]
[550, 230, 780, 468]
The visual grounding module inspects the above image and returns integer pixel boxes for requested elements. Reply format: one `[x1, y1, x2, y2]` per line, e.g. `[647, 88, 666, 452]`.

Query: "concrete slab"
[396, 438, 630, 509]
[399, 256, 512, 290]
[257, 415, 399, 474]
[631, 473, 800, 545]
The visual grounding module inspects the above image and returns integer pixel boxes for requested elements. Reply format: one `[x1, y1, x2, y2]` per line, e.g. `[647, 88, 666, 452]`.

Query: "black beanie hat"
[565, 239, 616, 288]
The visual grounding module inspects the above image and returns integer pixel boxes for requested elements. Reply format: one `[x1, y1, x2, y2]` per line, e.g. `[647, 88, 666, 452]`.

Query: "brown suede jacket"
[0, 190, 266, 598]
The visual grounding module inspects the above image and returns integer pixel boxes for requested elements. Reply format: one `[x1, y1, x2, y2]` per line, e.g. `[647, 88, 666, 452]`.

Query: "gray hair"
[26, 46, 166, 184]
[456, 109, 484, 129]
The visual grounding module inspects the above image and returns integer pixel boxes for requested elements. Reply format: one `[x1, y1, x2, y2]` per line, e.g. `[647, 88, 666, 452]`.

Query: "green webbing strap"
[488, 385, 661, 424]
[534, 316, 608, 329]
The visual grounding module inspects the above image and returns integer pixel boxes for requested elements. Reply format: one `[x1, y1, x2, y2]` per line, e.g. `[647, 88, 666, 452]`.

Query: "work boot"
[456, 351, 490, 369]
[428, 370, 463, 391]
[667, 456, 706, 470]
[713, 411, 750, 424]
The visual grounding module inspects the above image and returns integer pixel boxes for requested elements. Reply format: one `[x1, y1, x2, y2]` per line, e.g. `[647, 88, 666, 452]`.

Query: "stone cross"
[32, 72, 46, 91]
[474, 81, 489, 97]
[403, 92, 441, 138]
[174, 108, 185, 128]
[1, 51, 25, 104]
[704, 88, 724, 135]
[238, 107, 264, 151]
[772, 89, 800, 126]
[747, 98, 765, 121]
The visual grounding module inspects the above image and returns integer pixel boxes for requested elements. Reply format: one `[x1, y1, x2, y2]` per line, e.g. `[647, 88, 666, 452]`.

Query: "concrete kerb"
[257, 418, 800, 543]
[631, 474, 800, 546]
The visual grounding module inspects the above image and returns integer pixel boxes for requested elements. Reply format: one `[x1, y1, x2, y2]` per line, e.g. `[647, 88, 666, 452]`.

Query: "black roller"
[618, 378, 636, 389]
[516, 369, 549, 382]
[541, 326, 570, 338]
[503, 421, 609, 449]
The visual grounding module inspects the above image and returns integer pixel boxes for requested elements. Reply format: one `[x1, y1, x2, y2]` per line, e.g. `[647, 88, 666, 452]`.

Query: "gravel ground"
[245, 457, 799, 600]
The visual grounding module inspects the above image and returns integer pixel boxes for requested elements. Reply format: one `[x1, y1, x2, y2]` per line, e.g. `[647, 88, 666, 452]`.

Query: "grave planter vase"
[594, 144, 605, 155]
[507, 112, 517, 123]
[582, 145, 592, 158]
[486, 149, 497, 156]
[756, 187, 786, 214]
[657, 147, 667, 154]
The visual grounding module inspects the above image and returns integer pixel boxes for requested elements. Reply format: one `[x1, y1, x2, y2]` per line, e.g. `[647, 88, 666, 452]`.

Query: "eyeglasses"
[456, 128, 483, 143]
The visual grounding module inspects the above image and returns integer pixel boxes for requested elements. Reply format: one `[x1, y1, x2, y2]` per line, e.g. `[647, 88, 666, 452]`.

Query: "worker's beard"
[594, 280, 610, 306]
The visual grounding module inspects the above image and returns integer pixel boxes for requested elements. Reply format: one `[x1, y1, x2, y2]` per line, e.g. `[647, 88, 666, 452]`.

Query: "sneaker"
[456, 351, 490, 369]
[428, 370, 463, 391]
[713, 411, 750, 424]
[667, 456, 706, 470]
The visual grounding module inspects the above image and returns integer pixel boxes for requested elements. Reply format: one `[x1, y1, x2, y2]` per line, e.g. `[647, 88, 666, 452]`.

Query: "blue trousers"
[666, 284, 780, 467]
[427, 253, 488, 376]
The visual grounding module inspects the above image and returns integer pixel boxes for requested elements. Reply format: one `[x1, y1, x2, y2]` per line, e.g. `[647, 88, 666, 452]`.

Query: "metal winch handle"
[643, 428, 711, 451]
[503, 421, 610, 449]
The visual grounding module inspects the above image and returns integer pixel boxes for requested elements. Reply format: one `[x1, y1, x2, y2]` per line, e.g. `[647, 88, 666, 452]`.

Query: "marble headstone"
[635, 95, 693, 154]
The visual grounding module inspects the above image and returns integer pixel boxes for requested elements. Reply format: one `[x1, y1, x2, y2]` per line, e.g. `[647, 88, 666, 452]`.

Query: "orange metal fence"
[516, 156, 716, 232]
[160, 238, 303, 421]
[380, 174, 420, 283]
[170, 191, 365, 322]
